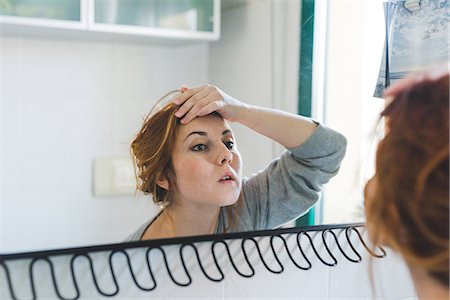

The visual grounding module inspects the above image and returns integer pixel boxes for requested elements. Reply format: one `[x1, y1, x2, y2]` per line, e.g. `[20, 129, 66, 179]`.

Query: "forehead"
[178, 115, 231, 138]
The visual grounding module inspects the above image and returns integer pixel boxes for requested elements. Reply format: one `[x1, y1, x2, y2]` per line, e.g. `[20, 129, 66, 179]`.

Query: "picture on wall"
[374, 0, 449, 98]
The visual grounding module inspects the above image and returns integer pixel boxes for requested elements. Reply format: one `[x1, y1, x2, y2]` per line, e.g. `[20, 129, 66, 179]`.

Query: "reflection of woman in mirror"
[127, 85, 347, 240]
[364, 68, 449, 299]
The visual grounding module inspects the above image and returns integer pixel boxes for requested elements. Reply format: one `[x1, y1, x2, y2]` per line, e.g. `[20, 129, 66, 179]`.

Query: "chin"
[219, 193, 241, 207]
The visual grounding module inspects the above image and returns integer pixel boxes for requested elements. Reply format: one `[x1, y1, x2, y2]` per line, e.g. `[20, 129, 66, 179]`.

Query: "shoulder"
[124, 214, 159, 242]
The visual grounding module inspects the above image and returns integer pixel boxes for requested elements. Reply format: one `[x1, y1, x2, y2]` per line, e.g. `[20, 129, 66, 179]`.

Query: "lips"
[218, 171, 236, 182]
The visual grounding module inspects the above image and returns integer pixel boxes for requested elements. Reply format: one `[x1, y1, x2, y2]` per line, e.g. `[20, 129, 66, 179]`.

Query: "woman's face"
[364, 175, 378, 208]
[364, 175, 379, 242]
[364, 175, 390, 245]
[168, 114, 243, 209]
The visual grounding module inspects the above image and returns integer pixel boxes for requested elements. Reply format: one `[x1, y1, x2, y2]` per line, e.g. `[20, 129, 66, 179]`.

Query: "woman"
[364, 68, 449, 299]
[127, 85, 347, 240]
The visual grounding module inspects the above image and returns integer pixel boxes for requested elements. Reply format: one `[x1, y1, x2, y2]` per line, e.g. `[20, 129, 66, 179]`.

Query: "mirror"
[1, 0, 386, 253]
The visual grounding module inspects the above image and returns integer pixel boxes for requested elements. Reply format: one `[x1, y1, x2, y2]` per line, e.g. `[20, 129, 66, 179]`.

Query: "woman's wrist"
[231, 103, 260, 129]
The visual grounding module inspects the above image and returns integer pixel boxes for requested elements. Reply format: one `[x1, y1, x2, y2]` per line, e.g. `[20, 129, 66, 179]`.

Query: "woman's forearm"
[235, 105, 318, 149]
[172, 85, 318, 148]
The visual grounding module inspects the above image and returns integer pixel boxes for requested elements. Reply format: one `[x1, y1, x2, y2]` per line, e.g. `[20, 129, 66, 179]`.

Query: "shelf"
[0, 0, 220, 42]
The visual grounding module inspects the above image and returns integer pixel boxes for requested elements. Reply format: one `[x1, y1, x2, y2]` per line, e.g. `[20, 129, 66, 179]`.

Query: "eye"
[224, 141, 234, 149]
[192, 144, 207, 151]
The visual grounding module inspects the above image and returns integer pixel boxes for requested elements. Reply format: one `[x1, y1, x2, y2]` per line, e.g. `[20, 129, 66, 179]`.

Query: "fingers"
[180, 85, 189, 93]
[175, 88, 210, 120]
[179, 94, 214, 124]
[172, 85, 223, 124]
[197, 101, 224, 117]
[172, 87, 199, 105]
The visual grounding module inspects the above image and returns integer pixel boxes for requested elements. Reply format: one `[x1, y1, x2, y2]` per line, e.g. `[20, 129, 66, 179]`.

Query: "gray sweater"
[126, 123, 347, 241]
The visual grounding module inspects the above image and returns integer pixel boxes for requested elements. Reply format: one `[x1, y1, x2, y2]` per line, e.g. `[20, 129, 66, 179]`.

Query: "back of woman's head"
[366, 74, 449, 287]
[131, 91, 181, 207]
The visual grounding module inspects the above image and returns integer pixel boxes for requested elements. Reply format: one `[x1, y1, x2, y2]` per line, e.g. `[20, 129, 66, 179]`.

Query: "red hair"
[365, 74, 449, 287]
[131, 93, 181, 207]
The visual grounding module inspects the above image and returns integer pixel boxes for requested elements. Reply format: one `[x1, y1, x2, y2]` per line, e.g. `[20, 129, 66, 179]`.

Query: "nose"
[217, 144, 233, 165]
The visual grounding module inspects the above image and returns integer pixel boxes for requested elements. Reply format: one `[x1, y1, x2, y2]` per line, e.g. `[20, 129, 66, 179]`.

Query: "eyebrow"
[184, 129, 232, 141]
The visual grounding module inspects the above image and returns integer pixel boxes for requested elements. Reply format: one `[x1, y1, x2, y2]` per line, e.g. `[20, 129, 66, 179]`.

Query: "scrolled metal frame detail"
[0, 223, 385, 300]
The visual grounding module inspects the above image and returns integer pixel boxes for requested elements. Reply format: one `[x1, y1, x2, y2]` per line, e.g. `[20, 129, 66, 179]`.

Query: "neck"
[159, 202, 220, 238]
[410, 266, 449, 300]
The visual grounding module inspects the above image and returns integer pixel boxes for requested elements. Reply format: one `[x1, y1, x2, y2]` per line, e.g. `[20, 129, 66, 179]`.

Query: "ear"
[156, 174, 169, 190]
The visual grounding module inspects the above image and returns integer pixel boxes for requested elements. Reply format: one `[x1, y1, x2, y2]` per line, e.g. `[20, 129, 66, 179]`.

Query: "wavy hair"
[365, 74, 449, 287]
[131, 90, 181, 208]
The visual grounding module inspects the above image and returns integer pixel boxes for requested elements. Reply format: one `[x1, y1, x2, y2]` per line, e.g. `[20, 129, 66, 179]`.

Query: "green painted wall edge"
[296, 0, 315, 227]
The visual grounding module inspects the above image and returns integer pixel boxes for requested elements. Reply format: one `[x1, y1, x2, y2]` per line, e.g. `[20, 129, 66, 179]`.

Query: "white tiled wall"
[1, 1, 299, 253]
[209, 0, 300, 175]
[1, 35, 209, 252]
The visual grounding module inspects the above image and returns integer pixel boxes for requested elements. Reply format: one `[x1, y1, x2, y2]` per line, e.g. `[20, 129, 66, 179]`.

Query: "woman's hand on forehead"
[172, 85, 245, 124]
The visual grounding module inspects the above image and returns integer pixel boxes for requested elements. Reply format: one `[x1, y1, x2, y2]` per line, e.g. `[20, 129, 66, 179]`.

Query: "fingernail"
[173, 98, 180, 104]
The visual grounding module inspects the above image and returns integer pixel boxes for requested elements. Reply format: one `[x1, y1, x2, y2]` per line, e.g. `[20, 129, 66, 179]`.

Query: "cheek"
[363, 183, 370, 212]
[364, 178, 377, 211]
[173, 158, 211, 186]
[232, 152, 243, 174]
[364, 178, 377, 234]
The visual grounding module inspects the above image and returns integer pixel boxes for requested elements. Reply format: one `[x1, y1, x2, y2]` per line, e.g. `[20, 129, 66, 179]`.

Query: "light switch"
[94, 157, 136, 196]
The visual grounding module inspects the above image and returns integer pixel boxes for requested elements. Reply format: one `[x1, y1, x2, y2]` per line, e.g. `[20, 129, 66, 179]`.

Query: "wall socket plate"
[94, 156, 136, 196]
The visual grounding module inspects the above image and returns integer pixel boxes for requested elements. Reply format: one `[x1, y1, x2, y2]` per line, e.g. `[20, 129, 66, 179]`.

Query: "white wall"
[1, 35, 209, 252]
[322, 0, 385, 223]
[209, 0, 300, 176]
[1, 1, 301, 252]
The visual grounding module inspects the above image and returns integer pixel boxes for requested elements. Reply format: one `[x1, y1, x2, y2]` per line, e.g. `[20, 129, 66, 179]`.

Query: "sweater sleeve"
[240, 123, 347, 230]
